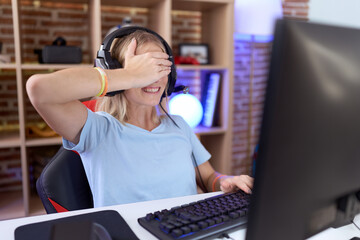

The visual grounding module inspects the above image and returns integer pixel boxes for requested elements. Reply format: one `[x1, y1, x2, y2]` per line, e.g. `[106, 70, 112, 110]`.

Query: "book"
[201, 72, 221, 127]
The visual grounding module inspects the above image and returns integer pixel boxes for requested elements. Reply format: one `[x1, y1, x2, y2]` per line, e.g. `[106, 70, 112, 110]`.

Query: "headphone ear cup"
[109, 59, 122, 69]
[94, 58, 107, 69]
[103, 51, 122, 69]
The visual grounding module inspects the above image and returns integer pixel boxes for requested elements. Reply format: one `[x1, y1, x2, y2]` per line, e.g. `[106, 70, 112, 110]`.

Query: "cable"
[159, 102, 179, 128]
[159, 101, 208, 193]
[352, 219, 360, 231]
[193, 152, 208, 193]
[218, 233, 235, 240]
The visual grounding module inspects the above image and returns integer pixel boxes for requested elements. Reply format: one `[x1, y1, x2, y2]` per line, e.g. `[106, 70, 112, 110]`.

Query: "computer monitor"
[246, 19, 360, 240]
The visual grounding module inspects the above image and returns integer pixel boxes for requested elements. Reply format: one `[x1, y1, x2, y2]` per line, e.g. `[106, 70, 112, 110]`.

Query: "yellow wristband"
[94, 67, 107, 97]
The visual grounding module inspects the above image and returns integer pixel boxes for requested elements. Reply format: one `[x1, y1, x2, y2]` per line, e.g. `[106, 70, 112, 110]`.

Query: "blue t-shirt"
[63, 109, 211, 207]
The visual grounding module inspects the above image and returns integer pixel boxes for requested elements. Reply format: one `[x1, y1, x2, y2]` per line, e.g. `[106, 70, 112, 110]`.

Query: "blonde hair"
[95, 30, 169, 125]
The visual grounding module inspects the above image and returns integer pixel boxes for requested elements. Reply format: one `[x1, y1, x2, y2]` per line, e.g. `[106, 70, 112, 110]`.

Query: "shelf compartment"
[19, 1, 94, 64]
[173, 0, 233, 67]
[0, 69, 19, 147]
[174, 68, 228, 130]
[0, 131, 21, 148]
[100, 0, 170, 42]
[0, 0, 15, 65]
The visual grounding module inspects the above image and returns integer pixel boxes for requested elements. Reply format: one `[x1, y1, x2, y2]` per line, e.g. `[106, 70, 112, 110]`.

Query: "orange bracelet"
[212, 174, 225, 192]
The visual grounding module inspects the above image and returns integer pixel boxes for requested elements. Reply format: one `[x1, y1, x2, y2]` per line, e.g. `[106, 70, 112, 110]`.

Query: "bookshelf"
[0, 0, 234, 219]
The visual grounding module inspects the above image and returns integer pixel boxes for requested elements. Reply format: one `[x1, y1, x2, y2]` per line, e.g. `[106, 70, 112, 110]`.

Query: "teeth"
[144, 88, 160, 93]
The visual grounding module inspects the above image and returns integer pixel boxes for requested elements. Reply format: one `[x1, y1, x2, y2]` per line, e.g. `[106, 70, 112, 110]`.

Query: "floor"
[0, 191, 46, 221]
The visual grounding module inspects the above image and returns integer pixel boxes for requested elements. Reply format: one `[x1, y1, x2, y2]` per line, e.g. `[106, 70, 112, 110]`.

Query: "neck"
[126, 106, 160, 131]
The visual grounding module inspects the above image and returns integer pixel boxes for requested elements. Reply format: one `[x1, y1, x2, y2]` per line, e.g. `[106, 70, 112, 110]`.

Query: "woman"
[27, 29, 253, 207]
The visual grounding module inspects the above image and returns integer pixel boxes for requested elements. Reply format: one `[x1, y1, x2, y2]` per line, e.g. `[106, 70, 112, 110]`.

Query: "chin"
[149, 99, 162, 106]
[143, 93, 164, 105]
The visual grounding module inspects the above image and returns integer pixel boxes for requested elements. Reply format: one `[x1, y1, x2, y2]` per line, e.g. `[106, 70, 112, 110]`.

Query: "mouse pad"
[14, 210, 139, 240]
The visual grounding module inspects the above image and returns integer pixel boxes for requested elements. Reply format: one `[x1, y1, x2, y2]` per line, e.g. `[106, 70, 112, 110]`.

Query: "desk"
[1, 192, 359, 240]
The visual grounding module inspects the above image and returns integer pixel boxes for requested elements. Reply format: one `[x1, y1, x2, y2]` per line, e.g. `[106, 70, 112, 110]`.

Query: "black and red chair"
[36, 146, 94, 213]
[36, 100, 96, 213]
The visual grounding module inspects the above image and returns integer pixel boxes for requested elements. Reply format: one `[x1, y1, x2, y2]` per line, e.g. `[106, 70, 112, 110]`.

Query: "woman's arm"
[196, 161, 254, 194]
[26, 39, 172, 144]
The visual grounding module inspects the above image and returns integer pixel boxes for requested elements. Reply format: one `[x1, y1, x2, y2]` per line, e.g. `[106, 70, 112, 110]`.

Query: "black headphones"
[94, 26, 182, 97]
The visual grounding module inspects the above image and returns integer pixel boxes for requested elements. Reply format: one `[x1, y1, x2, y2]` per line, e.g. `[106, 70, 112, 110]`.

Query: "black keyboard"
[138, 190, 251, 240]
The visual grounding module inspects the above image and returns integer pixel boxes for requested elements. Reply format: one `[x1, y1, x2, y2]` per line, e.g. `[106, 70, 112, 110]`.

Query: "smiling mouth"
[143, 87, 160, 93]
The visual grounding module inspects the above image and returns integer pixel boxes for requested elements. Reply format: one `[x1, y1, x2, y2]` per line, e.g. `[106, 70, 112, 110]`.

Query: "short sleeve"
[171, 115, 211, 166]
[63, 108, 111, 154]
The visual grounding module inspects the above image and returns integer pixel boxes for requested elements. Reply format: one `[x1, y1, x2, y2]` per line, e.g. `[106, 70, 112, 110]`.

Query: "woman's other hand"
[220, 175, 254, 194]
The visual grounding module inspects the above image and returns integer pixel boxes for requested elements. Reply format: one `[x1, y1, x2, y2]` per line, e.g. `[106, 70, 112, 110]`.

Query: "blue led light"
[176, 222, 224, 239]
[169, 94, 204, 128]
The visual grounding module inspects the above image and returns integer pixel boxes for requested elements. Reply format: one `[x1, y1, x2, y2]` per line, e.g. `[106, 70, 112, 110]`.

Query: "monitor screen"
[246, 19, 360, 240]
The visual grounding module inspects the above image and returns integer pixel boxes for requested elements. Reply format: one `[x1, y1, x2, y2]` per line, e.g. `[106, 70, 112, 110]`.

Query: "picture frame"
[179, 43, 209, 65]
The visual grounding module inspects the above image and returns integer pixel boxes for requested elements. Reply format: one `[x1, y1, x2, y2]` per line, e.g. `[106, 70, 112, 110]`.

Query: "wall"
[231, 0, 310, 175]
[309, 0, 360, 29]
[283, 0, 309, 20]
[232, 38, 270, 175]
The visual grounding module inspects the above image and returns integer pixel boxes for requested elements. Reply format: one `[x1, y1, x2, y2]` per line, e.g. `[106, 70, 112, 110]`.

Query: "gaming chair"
[36, 146, 93, 213]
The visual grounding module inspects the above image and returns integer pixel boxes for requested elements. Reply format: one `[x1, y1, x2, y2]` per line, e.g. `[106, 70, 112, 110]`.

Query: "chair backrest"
[36, 146, 94, 213]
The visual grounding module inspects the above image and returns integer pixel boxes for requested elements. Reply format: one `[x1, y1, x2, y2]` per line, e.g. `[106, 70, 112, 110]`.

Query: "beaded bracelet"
[94, 67, 108, 97]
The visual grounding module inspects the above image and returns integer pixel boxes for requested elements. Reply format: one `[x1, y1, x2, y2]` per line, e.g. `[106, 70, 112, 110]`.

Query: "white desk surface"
[0, 192, 359, 240]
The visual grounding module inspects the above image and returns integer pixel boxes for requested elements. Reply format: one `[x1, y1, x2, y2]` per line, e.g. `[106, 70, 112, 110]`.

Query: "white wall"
[309, 0, 360, 29]
[234, 0, 282, 36]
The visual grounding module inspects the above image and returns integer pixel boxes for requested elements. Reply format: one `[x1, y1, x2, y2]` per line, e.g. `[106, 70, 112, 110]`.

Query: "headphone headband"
[94, 26, 177, 97]
[101, 26, 168, 52]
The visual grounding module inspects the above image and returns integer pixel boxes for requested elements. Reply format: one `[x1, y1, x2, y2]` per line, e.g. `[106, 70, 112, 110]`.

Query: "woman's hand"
[123, 38, 172, 88]
[220, 175, 254, 194]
